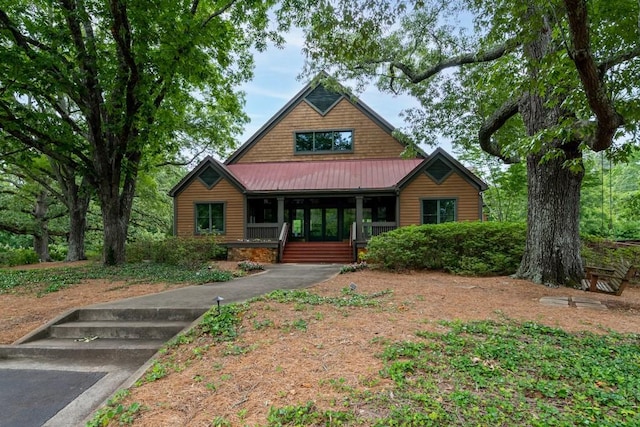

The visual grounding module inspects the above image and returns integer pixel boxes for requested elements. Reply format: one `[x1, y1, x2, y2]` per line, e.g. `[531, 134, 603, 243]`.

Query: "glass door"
[287, 208, 305, 241]
[325, 208, 338, 240]
[309, 208, 323, 240]
[309, 208, 339, 241]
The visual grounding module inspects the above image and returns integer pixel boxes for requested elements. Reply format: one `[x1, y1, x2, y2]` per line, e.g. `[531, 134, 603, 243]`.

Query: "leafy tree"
[279, 0, 640, 285]
[0, 0, 278, 265]
[581, 149, 640, 240]
[457, 146, 527, 222]
[128, 164, 188, 240]
[0, 158, 69, 260]
[1, 137, 92, 261]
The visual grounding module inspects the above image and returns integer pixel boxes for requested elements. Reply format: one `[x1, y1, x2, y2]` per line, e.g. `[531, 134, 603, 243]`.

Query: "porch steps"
[281, 241, 354, 264]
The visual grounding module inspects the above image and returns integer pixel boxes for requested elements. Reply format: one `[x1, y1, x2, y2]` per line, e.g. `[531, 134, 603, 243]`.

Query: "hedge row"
[365, 222, 527, 276]
[126, 235, 227, 267]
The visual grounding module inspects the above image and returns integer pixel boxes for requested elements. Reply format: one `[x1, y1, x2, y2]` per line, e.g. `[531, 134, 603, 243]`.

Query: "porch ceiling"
[227, 158, 424, 192]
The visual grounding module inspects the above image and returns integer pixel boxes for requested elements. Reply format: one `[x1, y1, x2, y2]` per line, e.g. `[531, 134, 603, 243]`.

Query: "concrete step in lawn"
[2, 307, 207, 363]
[49, 320, 191, 340]
[75, 307, 207, 322]
[0, 338, 166, 363]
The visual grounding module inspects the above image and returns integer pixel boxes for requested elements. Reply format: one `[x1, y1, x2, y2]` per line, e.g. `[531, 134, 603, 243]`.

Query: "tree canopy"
[0, 0, 279, 264]
[278, 0, 640, 286]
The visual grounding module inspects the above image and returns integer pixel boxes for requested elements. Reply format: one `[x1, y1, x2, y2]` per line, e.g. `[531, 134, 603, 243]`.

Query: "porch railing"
[278, 222, 289, 262]
[362, 222, 397, 240]
[246, 223, 279, 240]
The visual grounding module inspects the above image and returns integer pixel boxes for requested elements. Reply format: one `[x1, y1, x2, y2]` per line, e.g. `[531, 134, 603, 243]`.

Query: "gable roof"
[227, 158, 424, 193]
[168, 156, 245, 197]
[170, 148, 488, 198]
[398, 147, 488, 191]
[224, 72, 425, 164]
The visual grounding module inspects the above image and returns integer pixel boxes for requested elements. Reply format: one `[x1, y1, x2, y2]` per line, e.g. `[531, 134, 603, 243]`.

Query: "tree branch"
[0, 100, 93, 167]
[202, 0, 238, 28]
[478, 97, 522, 164]
[57, 0, 105, 147]
[563, 0, 624, 152]
[0, 222, 67, 237]
[0, 103, 87, 167]
[390, 38, 520, 84]
[598, 46, 640, 75]
[0, 146, 31, 158]
[0, 8, 81, 105]
[38, 93, 86, 136]
[109, 0, 141, 145]
[154, 147, 207, 167]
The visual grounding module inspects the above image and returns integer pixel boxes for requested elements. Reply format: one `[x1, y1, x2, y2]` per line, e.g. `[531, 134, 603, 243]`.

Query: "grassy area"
[368, 320, 640, 426]
[267, 318, 640, 426]
[0, 263, 237, 295]
[93, 288, 640, 426]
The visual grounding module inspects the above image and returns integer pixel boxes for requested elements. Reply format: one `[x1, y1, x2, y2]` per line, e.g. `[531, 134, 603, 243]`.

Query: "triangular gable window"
[425, 158, 453, 183]
[304, 84, 342, 115]
[198, 165, 221, 188]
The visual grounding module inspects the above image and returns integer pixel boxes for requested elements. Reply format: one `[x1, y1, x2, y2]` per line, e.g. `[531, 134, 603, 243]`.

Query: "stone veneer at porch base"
[227, 247, 277, 263]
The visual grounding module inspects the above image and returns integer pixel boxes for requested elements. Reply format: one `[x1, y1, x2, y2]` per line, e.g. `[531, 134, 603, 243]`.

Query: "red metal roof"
[226, 158, 424, 192]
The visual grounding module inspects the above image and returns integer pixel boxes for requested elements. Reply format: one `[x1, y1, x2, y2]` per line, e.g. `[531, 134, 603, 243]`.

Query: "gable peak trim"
[168, 156, 246, 197]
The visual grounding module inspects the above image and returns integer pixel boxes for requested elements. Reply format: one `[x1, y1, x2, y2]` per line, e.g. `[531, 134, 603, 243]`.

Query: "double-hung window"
[422, 199, 456, 224]
[196, 203, 224, 234]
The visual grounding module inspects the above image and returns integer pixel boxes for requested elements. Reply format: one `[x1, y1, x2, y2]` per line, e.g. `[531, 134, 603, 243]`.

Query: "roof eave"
[245, 187, 398, 196]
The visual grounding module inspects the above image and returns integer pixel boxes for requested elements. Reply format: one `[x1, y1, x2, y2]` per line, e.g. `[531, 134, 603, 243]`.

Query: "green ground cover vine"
[0, 263, 235, 295]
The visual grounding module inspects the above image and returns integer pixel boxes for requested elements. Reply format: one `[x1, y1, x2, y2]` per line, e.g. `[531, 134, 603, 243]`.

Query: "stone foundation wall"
[228, 247, 278, 264]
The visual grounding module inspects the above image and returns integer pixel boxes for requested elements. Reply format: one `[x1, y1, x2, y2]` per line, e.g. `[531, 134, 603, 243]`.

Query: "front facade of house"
[169, 76, 487, 263]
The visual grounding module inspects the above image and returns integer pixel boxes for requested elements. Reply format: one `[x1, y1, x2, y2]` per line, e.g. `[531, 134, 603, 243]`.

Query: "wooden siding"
[174, 178, 244, 242]
[235, 99, 405, 163]
[399, 172, 481, 226]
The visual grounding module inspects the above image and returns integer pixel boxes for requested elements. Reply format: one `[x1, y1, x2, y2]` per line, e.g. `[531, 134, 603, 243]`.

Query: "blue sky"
[238, 29, 453, 154]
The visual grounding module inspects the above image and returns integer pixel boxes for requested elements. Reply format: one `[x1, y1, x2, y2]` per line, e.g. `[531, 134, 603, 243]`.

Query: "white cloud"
[243, 83, 294, 101]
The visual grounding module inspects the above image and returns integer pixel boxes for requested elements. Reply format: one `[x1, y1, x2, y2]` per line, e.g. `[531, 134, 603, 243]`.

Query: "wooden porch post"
[356, 196, 364, 241]
[277, 197, 285, 229]
[395, 192, 400, 228]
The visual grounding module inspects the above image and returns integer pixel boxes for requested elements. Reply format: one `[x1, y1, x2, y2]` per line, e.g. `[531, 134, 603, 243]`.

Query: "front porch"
[230, 195, 399, 263]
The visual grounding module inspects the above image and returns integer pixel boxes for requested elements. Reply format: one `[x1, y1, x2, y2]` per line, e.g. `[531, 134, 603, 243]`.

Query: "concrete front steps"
[0, 307, 207, 363]
[281, 241, 354, 264]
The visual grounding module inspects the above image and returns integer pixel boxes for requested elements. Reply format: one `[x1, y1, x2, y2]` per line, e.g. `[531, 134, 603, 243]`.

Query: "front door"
[309, 208, 339, 241]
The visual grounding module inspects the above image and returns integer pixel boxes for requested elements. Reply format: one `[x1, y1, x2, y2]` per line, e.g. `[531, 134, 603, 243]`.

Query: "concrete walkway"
[0, 263, 341, 427]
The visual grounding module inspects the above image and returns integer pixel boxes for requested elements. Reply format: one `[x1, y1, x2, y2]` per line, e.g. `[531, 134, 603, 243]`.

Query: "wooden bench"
[582, 261, 637, 296]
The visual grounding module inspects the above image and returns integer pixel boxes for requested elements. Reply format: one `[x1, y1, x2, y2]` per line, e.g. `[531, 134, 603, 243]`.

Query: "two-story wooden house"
[169, 75, 487, 263]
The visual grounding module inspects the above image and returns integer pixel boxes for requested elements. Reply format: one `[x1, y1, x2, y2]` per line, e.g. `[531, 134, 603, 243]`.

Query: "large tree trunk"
[102, 208, 128, 265]
[98, 170, 137, 266]
[64, 173, 91, 262]
[516, 152, 584, 286]
[66, 182, 90, 261]
[33, 190, 52, 262]
[51, 160, 91, 261]
[514, 7, 585, 286]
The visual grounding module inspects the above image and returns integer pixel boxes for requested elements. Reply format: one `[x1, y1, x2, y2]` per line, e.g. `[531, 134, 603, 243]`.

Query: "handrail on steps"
[350, 221, 357, 262]
[350, 222, 356, 247]
[278, 222, 289, 262]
